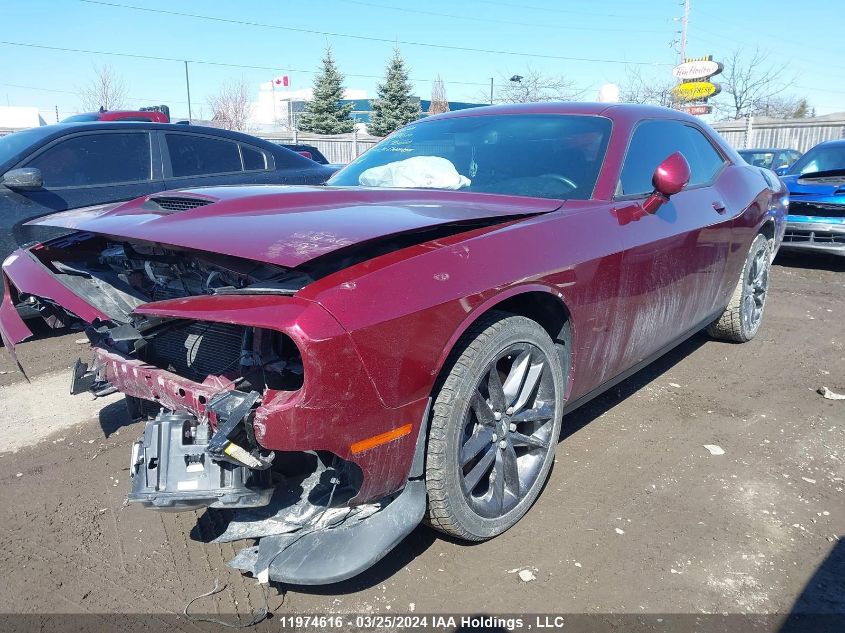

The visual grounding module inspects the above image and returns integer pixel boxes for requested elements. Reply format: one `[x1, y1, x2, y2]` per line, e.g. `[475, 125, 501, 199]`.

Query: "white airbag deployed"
[359, 156, 471, 190]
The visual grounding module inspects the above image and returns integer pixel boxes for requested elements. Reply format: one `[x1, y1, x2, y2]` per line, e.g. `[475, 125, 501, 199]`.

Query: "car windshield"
[739, 151, 777, 169]
[0, 126, 53, 167]
[788, 143, 845, 175]
[329, 114, 612, 200]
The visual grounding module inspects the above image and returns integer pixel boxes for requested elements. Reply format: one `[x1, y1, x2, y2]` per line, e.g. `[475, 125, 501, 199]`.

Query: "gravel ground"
[0, 252, 842, 624]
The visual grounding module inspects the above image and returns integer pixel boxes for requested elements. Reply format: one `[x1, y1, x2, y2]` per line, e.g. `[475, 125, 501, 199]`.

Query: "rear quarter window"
[165, 134, 242, 177]
[241, 144, 269, 171]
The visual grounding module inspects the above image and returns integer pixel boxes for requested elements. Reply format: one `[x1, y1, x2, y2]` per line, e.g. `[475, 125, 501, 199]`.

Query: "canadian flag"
[273, 76, 289, 87]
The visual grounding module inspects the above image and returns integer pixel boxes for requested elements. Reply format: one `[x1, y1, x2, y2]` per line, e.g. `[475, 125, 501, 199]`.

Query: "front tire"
[707, 233, 771, 343]
[424, 311, 565, 541]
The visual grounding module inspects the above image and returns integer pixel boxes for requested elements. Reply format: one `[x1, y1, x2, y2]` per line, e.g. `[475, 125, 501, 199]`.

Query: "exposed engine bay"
[30, 232, 314, 325]
[9, 230, 427, 585]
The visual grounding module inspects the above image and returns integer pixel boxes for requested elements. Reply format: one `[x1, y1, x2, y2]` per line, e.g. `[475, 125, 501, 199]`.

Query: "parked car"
[738, 147, 801, 173]
[778, 139, 845, 256]
[62, 106, 171, 123]
[279, 143, 329, 164]
[0, 121, 338, 265]
[1, 103, 786, 585]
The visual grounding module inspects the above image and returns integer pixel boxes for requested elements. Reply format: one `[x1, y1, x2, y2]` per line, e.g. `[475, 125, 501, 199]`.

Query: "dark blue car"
[0, 122, 337, 264]
[779, 139, 845, 256]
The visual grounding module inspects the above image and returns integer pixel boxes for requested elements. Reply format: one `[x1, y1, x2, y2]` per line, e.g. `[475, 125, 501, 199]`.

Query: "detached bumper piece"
[129, 409, 274, 511]
[227, 479, 425, 585]
[69, 358, 117, 397]
[222, 417, 429, 586]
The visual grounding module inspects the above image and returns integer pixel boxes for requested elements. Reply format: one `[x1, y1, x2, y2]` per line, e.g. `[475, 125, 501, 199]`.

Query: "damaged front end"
[3, 231, 427, 584]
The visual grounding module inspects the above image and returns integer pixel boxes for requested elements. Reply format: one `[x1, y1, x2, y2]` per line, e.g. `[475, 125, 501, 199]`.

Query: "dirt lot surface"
[0, 253, 843, 625]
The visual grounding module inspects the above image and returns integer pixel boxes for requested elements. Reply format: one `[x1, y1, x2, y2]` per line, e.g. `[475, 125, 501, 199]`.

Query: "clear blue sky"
[2, 0, 842, 121]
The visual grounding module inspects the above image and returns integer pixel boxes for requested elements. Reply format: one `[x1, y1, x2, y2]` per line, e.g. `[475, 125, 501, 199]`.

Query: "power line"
[78, 0, 671, 66]
[336, 0, 665, 33]
[475, 0, 648, 20]
[0, 40, 501, 90]
[0, 81, 189, 103]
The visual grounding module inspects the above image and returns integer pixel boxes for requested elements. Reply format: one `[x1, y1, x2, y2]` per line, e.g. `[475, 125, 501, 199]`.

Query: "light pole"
[184, 61, 193, 121]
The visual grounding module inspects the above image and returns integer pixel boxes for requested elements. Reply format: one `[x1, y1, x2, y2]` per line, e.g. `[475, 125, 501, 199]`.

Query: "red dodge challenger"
[0, 103, 787, 585]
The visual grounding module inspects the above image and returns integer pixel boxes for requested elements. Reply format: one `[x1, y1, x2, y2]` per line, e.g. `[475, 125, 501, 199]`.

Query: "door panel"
[613, 185, 733, 372]
[603, 119, 735, 376]
[1, 131, 161, 259]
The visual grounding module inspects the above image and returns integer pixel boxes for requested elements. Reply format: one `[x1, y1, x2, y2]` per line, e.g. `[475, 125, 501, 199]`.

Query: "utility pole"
[679, 0, 690, 64]
[55, 105, 59, 123]
[184, 60, 193, 121]
[489, 78, 493, 105]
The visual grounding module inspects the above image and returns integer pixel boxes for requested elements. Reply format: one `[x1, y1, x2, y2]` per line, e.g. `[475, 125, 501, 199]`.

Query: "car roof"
[739, 148, 796, 153]
[424, 101, 702, 125]
[20, 121, 271, 145]
[811, 139, 845, 148]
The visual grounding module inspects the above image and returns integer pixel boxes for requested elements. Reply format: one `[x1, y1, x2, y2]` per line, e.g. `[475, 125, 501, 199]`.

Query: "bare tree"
[488, 67, 582, 104]
[428, 76, 450, 114]
[754, 95, 814, 119]
[78, 64, 128, 111]
[716, 48, 789, 119]
[619, 67, 675, 108]
[208, 79, 254, 131]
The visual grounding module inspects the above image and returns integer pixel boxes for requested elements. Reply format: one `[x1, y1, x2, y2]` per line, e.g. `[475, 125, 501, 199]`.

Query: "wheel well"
[760, 220, 775, 243]
[491, 291, 571, 347]
[485, 291, 573, 396]
[431, 290, 573, 399]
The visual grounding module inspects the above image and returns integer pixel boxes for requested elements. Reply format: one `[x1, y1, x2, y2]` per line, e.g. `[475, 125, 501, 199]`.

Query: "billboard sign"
[673, 81, 721, 102]
[672, 59, 723, 81]
[680, 104, 713, 116]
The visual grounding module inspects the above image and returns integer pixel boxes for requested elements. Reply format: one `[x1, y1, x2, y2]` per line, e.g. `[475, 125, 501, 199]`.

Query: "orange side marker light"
[351, 423, 413, 455]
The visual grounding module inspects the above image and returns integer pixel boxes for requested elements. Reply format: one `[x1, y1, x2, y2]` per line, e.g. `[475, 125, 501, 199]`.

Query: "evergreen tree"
[428, 76, 450, 115]
[298, 47, 354, 134]
[368, 49, 421, 137]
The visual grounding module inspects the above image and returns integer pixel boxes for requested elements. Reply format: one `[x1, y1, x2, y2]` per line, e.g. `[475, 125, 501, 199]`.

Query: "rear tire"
[424, 311, 565, 541]
[707, 233, 771, 343]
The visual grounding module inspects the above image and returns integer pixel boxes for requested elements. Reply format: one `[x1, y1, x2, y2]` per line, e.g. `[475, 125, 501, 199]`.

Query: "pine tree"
[428, 76, 450, 115]
[298, 47, 354, 134]
[367, 49, 421, 137]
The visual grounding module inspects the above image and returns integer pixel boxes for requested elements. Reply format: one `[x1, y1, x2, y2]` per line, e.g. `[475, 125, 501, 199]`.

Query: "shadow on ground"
[774, 251, 845, 273]
[560, 331, 710, 442]
[781, 538, 845, 632]
[98, 398, 134, 437]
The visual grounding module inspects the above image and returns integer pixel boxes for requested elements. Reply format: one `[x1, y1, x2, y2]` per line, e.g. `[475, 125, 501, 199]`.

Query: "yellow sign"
[672, 81, 720, 102]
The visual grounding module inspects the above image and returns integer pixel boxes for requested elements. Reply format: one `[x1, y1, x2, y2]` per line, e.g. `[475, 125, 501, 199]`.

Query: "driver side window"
[617, 120, 725, 197]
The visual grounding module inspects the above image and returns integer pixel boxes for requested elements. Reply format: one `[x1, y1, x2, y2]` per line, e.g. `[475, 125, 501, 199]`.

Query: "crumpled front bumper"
[1, 246, 429, 505]
[1, 244, 432, 584]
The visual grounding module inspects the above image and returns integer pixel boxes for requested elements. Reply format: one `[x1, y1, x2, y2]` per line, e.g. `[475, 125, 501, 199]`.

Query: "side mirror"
[1, 167, 43, 190]
[774, 165, 789, 176]
[643, 152, 691, 213]
[297, 150, 314, 160]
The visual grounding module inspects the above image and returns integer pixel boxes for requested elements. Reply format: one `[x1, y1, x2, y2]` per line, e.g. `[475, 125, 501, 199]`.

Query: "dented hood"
[26, 186, 561, 268]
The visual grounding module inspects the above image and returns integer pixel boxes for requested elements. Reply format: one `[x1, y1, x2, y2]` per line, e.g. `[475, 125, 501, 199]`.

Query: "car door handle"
[712, 201, 727, 214]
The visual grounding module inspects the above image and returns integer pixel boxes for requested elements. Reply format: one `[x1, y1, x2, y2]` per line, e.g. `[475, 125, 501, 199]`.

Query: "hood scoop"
[143, 196, 214, 213]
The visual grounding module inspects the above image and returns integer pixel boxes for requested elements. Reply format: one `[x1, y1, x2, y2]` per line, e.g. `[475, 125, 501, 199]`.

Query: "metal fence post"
[744, 115, 753, 149]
